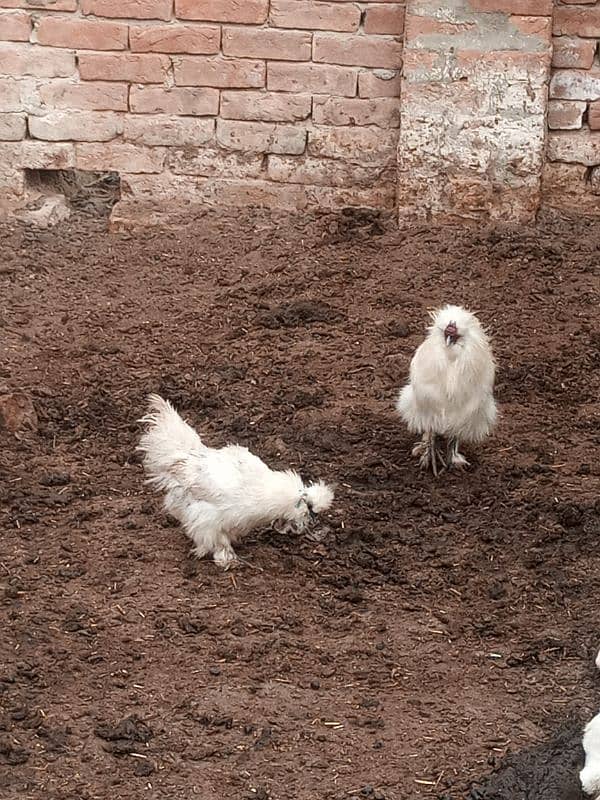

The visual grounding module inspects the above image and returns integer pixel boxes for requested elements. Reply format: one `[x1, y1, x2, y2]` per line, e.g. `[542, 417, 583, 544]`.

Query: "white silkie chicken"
[581, 712, 600, 798]
[396, 305, 496, 475]
[137, 394, 334, 568]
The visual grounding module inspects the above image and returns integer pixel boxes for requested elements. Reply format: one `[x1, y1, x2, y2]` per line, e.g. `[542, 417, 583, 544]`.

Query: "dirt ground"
[0, 205, 599, 800]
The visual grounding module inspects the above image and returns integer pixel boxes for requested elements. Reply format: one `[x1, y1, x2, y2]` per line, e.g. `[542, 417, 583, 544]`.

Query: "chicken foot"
[446, 437, 469, 469]
[412, 432, 446, 477]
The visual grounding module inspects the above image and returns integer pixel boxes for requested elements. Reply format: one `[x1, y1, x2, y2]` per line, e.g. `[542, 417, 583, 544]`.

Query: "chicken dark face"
[444, 322, 460, 346]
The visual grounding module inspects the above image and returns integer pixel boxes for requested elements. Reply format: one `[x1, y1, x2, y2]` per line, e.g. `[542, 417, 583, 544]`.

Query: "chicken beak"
[445, 334, 453, 347]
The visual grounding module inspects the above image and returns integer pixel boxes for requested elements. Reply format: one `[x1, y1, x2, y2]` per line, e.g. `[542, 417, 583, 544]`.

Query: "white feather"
[396, 304, 497, 446]
[581, 712, 600, 797]
[137, 395, 334, 568]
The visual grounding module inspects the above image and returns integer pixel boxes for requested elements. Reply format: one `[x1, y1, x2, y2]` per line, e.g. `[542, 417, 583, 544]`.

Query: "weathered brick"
[39, 81, 128, 111]
[76, 142, 165, 172]
[0, 10, 31, 41]
[35, 17, 128, 50]
[78, 54, 170, 83]
[0, 0, 76, 10]
[270, 1, 360, 32]
[29, 111, 123, 141]
[313, 95, 399, 127]
[313, 33, 402, 69]
[81, 0, 172, 19]
[550, 69, 600, 102]
[554, 7, 600, 37]
[130, 24, 220, 54]
[223, 27, 311, 61]
[0, 43, 75, 77]
[124, 115, 215, 145]
[358, 69, 400, 97]
[547, 129, 600, 166]
[363, 4, 404, 35]
[130, 85, 219, 115]
[0, 111, 24, 139]
[267, 154, 390, 187]
[469, 0, 552, 13]
[589, 102, 600, 131]
[216, 119, 306, 154]
[169, 146, 264, 178]
[0, 76, 21, 110]
[19, 140, 75, 168]
[267, 62, 356, 96]
[175, 0, 268, 23]
[174, 56, 265, 88]
[541, 162, 600, 216]
[308, 126, 397, 165]
[509, 15, 551, 39]
[552, 37, 597, 70]
[221, 90, 311, 122]
[547, 99, 586, 131]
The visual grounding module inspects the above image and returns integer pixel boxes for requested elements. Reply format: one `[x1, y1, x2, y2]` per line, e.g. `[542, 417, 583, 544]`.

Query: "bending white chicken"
[137, 394, 334, 568]
[396, 304, 496, 475]
[581, 712, 600, 798]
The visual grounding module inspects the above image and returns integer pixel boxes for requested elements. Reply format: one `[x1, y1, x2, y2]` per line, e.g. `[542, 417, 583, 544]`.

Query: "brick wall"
[0, 1, 598, 225]
[0, 0, 405, 225]
[544, 0, 600, 213]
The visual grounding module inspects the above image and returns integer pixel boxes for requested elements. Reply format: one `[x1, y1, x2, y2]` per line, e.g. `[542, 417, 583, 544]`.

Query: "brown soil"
[0, 207, 599, 800]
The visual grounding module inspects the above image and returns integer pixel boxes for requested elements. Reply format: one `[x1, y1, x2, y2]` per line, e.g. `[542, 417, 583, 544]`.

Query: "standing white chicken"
[396, 305, 496, 475]
[137, 394, 334, 568]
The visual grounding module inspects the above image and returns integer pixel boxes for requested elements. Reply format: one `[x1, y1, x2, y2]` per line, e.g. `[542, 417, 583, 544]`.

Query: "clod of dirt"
[94, 714, 153, 756]
[0, 736, 30, 765]
[39, 472, 71, 487]
[257, 300, 343, 329]
[0, 392, 38, 433]
[470, 721, 585, 800]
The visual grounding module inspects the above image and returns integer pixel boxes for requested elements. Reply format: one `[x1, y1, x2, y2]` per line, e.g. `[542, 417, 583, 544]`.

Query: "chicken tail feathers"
[137, 394, 204, 491]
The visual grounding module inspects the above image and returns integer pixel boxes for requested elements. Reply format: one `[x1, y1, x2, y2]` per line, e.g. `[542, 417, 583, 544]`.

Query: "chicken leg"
[412, 432, 446, 477]
[446, 437, 469, 469]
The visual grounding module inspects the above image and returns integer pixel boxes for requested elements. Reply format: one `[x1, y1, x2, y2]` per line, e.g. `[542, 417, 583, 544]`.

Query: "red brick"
[81, 0, 172, 19]
[590, 102, 600, 131]
[267, 62, 356, 96]
[554, 7, 600, 37]
[0, 0, 76, 9]
[547, 99, 586, 130]
[358, 69, 400, 98]
[129, 85, 219, 115]
[364, 4, 404, 35]
[0, 111, 24, 139]
[169, 146, 264, 178]
[313, 33, 402, 69]
[308, 125, 397, 165]
[0, 43, 75, 77]
[469, 0, 552, 13]
[222, 27, 311, 61]
[124, 115, 215, 145]
[130, 24, 220, 54]
[552, 36, 596, 70]
[173, 55, 265, 87]
[270, 0, 360, 32]
[509, 15, 551, 39]
[29, 111, 123, 141]
[216, 118, 306, 154]
[175, 0, 268, 23]
[547, 129, 600, 166]
[78, 53, 170, 83]
[76, 142, 165, 172]
[550, 69, 600, 101]
[35, 17, 128, 50]
[19, 141, 75, 169]
[0, 10, 31, 41]
[221, 90, 311, 122]
[313, 95, 399, 127]
[39, 81, 128, 111]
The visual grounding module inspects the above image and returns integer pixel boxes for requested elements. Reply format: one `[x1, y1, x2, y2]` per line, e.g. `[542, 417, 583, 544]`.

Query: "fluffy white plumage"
[396, 304, 496, 474]
[581, 712, 600, 798]
[137, 394, 334, 568]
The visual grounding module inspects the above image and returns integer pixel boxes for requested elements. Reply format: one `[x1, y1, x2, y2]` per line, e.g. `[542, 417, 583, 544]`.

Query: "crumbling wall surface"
[0, 0, 404, 226]
[544, 0, 600, 214]
[397, 0, 553, 224]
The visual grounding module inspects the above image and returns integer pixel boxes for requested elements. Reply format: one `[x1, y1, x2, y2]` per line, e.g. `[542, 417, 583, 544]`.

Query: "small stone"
[0, 392, 38, 434]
